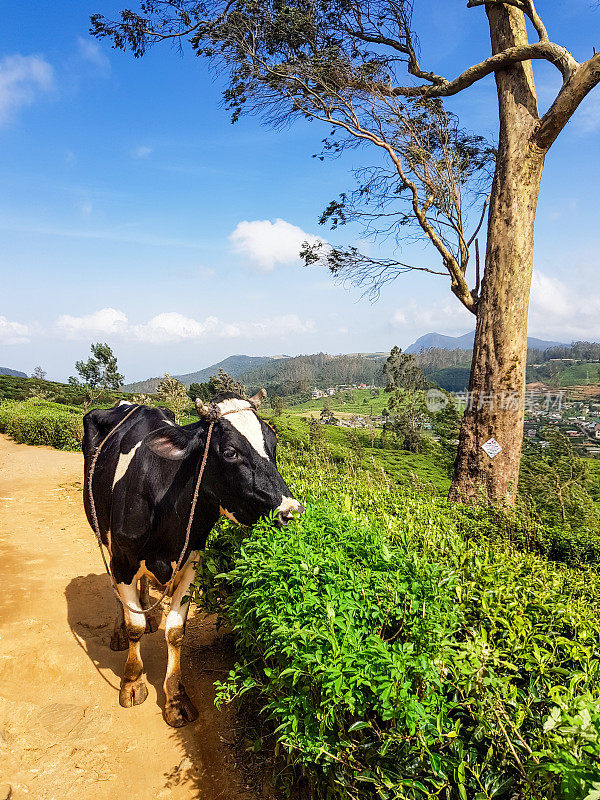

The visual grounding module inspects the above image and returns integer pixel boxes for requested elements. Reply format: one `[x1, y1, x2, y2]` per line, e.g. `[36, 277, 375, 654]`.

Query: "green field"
[559, 361, 600, 386]
[290, 387, 390, 415]
[269, 412, 452, 492]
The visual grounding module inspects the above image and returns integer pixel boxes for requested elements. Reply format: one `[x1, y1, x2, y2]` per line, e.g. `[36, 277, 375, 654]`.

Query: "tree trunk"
[448, 5, 545, 504]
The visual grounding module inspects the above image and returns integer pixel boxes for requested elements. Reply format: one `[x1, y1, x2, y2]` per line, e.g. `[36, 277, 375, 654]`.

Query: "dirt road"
[0, 434, 264, 800]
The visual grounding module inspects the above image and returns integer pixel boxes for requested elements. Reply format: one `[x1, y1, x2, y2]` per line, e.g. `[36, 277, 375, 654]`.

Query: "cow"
[82, 390, 304, 727]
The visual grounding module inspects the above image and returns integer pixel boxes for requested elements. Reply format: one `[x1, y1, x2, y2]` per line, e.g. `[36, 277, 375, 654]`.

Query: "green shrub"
[0, 398, 84, 450]
[192, 449, 600, 800]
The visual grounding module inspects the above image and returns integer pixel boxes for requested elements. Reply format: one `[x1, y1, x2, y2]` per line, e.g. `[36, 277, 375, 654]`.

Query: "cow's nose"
[276, 502, 305, 526]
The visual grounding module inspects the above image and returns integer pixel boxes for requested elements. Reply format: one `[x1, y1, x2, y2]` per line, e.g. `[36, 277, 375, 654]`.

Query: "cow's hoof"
[164, 691, 199, 728]
[110, 624, 129, 652]
[145, 615, 160, 634]
[119, 678, 148, 708]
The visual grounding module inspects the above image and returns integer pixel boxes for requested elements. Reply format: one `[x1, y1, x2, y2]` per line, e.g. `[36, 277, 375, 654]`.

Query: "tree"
[92, 1, 600, 503]
[70, 342, 124, 411]
[208, 368, 246, 397]
[188, 381, 211, 402]
[307, 416, 325, 454]
[270, 393, 287, 417]
[519, 430, 599, 528]
[346, 429, 364, 464]
[384, 346, 427, 393]
[385, 391, 428, 453]
[433, 396, 462, 474]
[31, 366, 47, 380]
[156, 374, 190, 423]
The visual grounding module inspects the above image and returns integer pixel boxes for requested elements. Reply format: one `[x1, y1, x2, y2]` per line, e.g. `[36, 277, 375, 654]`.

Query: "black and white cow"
[82, 391, 304, 727]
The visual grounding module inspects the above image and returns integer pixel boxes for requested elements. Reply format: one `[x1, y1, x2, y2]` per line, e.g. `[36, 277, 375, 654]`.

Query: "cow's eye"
[222, 446, 238, 461]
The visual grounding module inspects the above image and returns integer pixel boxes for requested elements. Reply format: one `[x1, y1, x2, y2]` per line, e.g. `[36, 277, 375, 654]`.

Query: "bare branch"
[467, 195, 490, 249]
[382, 41, 578, 97]
[301, 241, 446, 301]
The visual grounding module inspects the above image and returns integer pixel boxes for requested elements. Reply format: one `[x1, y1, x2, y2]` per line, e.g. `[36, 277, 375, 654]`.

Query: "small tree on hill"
[433, 397, 462, 474]
[70, 342, 124, 411]
[188, 382, 212, 402]
[386, 392, 428, 454]
[347, 429, 364, 465]
[520, 430, 599, 527]
[208, 368, 246, 397]
[307, 416, 325, 455]
[132, 393, 155, 406]
[384, 346, 427, 394]
[31, 366, 47, 380]
[270, 394, 286, 417]
[157, 374, 190, 423]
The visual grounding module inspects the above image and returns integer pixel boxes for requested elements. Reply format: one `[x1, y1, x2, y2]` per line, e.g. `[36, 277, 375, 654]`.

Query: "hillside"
[122, 354, 273, 393]
[0, 367, 27, 378]
[240, 352, 387, 396]
[405, 330, 566, 353]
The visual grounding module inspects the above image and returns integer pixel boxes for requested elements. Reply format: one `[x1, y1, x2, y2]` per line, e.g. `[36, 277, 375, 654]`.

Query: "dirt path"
[0, 434, 265, 800]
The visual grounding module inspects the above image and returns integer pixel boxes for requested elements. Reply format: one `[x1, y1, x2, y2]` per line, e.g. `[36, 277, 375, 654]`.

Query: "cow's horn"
[248, 388, 267, 409]
[195, 398, 211, 417]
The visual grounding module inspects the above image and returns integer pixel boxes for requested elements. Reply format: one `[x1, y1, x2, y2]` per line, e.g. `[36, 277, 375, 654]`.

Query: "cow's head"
[145, 390, 304, 527]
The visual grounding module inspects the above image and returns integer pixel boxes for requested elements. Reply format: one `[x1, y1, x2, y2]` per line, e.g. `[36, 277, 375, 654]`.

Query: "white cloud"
[131, 312, 219, 344]
[0, 315, 31, 345]
[0, 54, 54, 126]
[77, 37, 110, 73]
[54, 308, 315, 344]
[529, 269, 600, 341]
[132, 145, 153, 159]
[56, 308, 129, 337]
[229, 218, 325, 272]
[387, 271, 600, 346]
[390, 298, 473, 338]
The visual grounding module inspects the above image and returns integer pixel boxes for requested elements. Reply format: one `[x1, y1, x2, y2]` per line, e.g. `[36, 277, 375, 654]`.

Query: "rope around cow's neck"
[86, 402, 254, 616]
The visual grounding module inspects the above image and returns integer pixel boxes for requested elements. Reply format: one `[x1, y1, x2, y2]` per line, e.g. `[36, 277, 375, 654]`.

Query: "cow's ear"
[144, 426, 193, 460]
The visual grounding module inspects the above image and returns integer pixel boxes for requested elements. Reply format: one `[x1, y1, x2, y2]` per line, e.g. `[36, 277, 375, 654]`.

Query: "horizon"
[2, 1, 600, 381]
[3, 327, 587, 385]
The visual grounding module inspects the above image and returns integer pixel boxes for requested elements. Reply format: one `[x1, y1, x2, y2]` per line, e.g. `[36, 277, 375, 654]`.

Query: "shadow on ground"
[65, 573, 258, 800]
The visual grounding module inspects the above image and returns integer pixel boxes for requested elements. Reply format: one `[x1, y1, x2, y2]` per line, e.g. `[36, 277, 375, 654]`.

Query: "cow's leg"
[139, 575, 160, 634]
[163, 555, 199, 727]
[116, 578, 148, 708]
[110, 593, 128, 651]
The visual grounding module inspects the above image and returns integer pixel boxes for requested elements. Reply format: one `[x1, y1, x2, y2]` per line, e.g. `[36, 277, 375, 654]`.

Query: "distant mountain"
[405, 332, 475, 353]
[176, 355, 273, 386]
[405, 331, 567, 354]
[122, 354, 274, 393]
[0, 367, 27, 378]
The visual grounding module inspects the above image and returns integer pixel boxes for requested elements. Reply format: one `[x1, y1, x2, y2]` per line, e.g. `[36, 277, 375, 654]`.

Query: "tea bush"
[0, 398, 84, 450]
[192, 448, 600, 800]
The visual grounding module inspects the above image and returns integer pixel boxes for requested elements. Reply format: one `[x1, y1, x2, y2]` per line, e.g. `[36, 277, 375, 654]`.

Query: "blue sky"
[1, 1, 599, 382]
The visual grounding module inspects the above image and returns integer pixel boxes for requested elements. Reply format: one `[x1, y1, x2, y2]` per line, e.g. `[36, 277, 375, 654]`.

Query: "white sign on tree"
[482, 438, 502, 459]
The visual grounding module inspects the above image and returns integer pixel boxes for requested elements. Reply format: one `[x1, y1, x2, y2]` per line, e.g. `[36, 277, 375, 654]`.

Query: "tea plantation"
[2, 397, 600, 798]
